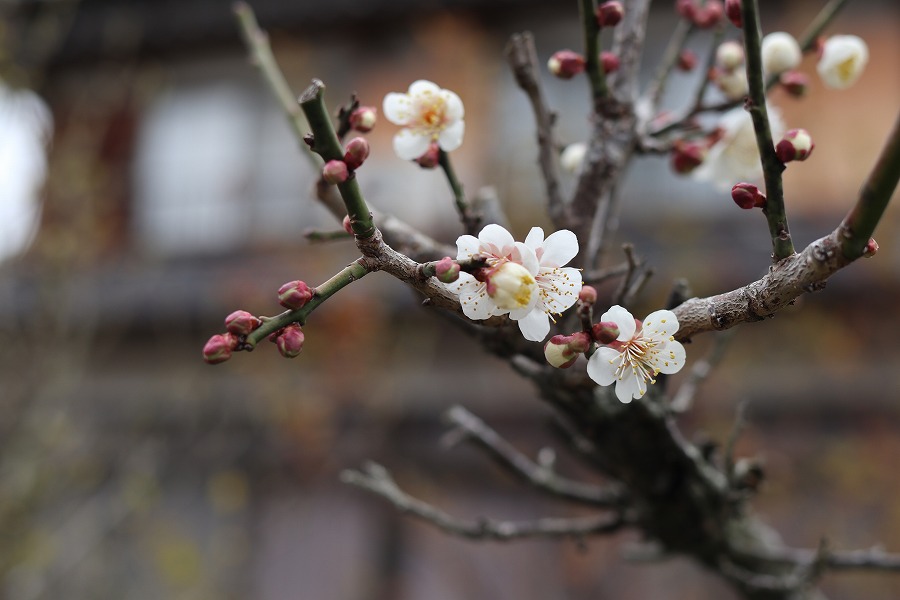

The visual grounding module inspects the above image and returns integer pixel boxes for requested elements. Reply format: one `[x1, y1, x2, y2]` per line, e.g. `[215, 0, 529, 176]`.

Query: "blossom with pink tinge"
[383, 80, 465, 160]
[587, 305, 686, 403]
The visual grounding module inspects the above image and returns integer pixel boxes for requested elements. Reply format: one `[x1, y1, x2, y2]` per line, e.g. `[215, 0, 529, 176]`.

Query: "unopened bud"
[203, 333, 238, 365]
[779, 71, 809, 97]
[434, 257, 460, 283]
[548, 50, 586, 79]
[578, 285, 598, 305]
[600, 51, 620, 75]
[671, 141, 707, 174]
[716, 40, 745, 71]
[225, 310, 261, 336]
[863, 238, 879, 257]
[731, 182, 767, 209]
[342, 215, 353, 235]
[343, 137, 370, 170]
[275, 324, 305, 358]
[416, 142, 441, 169]
[676, 0, 697, 21]
[677, 49, 698, 71]
[775, 128, 814, 163]
[693, 0, 723, 28]
[591, 321, 620, 345]
[725, 0, 742, 27]
[560, 142, 587, 174]
[544, 332, 592, 369]
[761, 32, 802, 76]
[715, 67, 749, 100]
[349, 105, 377, 133]
[278, 280, 314, 310]
[322, 160, 349, 184]
[595, 1, 624, 27]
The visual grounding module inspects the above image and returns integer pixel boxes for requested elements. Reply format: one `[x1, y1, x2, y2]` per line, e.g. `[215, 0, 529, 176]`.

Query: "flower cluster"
[447, 224, 581, 342]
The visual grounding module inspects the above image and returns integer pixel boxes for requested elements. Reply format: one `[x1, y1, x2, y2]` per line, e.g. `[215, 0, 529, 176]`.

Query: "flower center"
[414, 94, 447, 136]
[484, 261, 536, 310]
[614, 334, 660, 388]
[837, 56, 857, 81]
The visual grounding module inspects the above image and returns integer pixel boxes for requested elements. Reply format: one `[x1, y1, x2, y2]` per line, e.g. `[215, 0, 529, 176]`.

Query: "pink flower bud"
[725, 0, 742, 27]
[416, 142, 441, 169]
[731, 182, 767, 209]
[349, 105, 377, 133]
[677, 49, 698, 71]
[779, 71, 809, 97]
[671, 141, 707, 174]
[578, 285, 598, 305]
[863, 238, 879, 257]
[591, 321, 620, 345]
[343, 137, 370, 170]
[600, 51, 620, 75]
[224, 310, 261, 336]
[694, 0, 723, 28]
[775, 128, 814, 163]
[434, 257, 460, 284]
[342, 215, 353, 235]
[544, 332, 592, 369]
[203, 333, 238, 365]
[548, 50, 586, 79]
[322, 160, 349, 184]
[275, 324, 305, 358]
[676, 0, 697, 21]
[596, 1, 624, 27]
[278, 280, 313, 310]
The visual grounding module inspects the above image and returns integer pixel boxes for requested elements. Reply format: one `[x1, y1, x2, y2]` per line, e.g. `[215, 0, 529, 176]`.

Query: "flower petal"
[383, 93, 412, 125]
[615, 373, 644, 404]
[524, 227, 545, 252]
[600, 305, 636, 341]
[507, 282, 540, 320]
[587, 346, 620, 386]
[652, 339, 686, 374]
[392, 130, 432, 161]
[478, 224, 516, 256]
[516, 307, 551, 342]
[437, 120, 465, 153]
[539, 229, 579, 267]
[641, 309, 679, 339]
[456, 234, 482, 260]
[538, 267, 582, 314]
[408, 79, 441, 98]
[453, 275, 496, 320]
[512, 241, 540, 275]
[440, 89, 465, 121]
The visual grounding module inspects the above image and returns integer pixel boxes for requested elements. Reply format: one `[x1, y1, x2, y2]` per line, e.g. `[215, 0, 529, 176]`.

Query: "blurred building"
[1, 0, 899, 599]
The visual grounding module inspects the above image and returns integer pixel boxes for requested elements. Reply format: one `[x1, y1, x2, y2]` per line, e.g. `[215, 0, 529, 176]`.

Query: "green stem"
[580, 0, 608, 105]
[298, 79, 376, 239]
[438, 149, 479, 234]
[840, 111, 900, 259]
[233, 2, 314, 165]
[741, 0, 794, 261]
[245, 258, 371, 347]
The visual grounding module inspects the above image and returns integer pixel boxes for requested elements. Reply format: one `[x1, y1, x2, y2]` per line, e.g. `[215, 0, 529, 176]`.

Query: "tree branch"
[341, 462, 627, 541]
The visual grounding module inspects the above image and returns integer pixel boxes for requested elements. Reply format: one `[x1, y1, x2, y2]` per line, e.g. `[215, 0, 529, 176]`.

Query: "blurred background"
[1, 0, 899, 598]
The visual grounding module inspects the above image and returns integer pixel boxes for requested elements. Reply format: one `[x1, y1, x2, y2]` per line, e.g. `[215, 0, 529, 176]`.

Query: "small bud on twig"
[775, 128, 815, 163]
[416, 142, 441, 169]
[600, 51, 620, 75]
[591, 321, 621, 345]
[677, 49, 698, 72]
[278, 280, 314, 310]
[725, 0, 742, 28]
[731, 182, 767, 209]
[203, 333, 238, 365]
[544, 332, 592, 369]
[225, 310, 262, 336]
[342, 215, 354, 235]
[578, 285, 598, 305]
[596, 1, 624, 28]
[322, 160, 349, 184]
[779, 71, 809, 98]
[863, 238, 879, 257]
[434, 257, 461, 284]
[349, 106, 377, 133]
[548, 50, 586, 79]
[671, 141, 707, 174]
[275, 323, 305, 358]
[343, 137, 370, 170]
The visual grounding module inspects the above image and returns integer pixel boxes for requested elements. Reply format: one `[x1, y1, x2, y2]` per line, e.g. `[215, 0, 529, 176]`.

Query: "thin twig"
[438, 149, 480, 234]
[723, 397, 750, 483]
[734, 544, 900, 574]
[670, 329, 736, 412]
[580, 0, 608, 107]
[341, 462, 627, 541]
[613, 243, 639, 305]
[443, 406, 626, 508]
[303, 228, 352, 242]
[643, 18, 694, 109]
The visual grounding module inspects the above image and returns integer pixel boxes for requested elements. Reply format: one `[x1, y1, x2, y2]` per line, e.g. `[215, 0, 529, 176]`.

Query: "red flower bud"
[416, 142, 441, 169]
[775, 128, 814, 163]
[725, 0, 742, 27]
[694, 0, 723, 28]
[671, 141, 707, 174]
[203, 333, 238, 365]
[349, 105, 377, 133]
[731, 182, 767, 209]
[596, 1, 624, 27]
[434, 257, 460, 284]
[677, 49, 698, 71]
[548, 50, 586, 79]
[600, 51, 620, 75]
[224, 310, 261, 336]
[343, 137, 370, 170]
[342, 215, 353, 235]
[275, 324, 305, 358]
[578, 285, 598, 305]
[591, 321, 621, 345]
[863, 238, 879, 257]
[278, 280, 313, 310]
[322, 160, 349, 184]
[544, 332, 592, 369]
[779, 71, 809, 98]
[676, 0, 697, 21]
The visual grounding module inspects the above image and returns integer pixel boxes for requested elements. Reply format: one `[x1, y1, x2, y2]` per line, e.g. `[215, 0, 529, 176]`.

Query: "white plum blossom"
[560, 142, 587, 174]
[693, 104, 784, 190]
[383, 80, 465, 160]
[586, 305, 686, 404]
[448, 224, 580, 342]
[760, 32, 802, 76]
[817, 35, 869, 90]
[518, 227, 582, 341]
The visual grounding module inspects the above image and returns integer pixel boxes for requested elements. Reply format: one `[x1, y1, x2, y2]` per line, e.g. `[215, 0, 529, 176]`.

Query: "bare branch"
[443, 405, 627, 508]
[341, 462, 627, 541]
